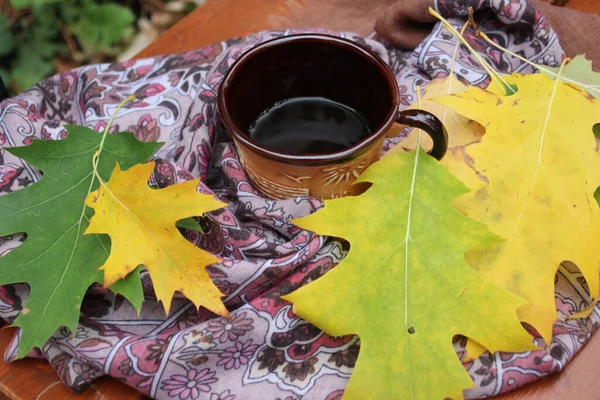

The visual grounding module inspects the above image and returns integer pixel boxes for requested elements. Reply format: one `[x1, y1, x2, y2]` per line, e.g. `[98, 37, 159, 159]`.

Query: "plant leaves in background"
[85, 162, 228, 316]
[0, 126, 160, 357]
[284, 148, 535, 400]
[434, 73, 600, 345]
[0, 15, 14, 57]
[9, 0, 60, 10]
[9, 12, 63, 91]
[71, 3, 135, 52]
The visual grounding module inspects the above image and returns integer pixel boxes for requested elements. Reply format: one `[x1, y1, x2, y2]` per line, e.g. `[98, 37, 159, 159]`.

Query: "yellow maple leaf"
[85, 161, 229, 316]
[434, 73, 600, 344]
[284, 147, 536, 399]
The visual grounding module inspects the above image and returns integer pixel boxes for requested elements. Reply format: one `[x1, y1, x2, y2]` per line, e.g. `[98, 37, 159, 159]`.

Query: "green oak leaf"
[71, 3, 135, 51]
[10, 11, 62, 91]
[0, 15, 14, 57]
[0, 125, 160, 357]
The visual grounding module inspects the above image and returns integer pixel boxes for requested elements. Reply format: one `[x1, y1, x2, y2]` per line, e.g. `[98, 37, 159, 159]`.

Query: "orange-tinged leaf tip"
[212, 303, 231, 319]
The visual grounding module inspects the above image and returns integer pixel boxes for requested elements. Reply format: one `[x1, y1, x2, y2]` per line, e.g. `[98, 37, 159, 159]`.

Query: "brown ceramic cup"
[218, 34, 448, 200]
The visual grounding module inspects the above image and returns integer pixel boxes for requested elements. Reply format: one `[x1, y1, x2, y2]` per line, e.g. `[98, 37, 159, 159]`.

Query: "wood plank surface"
[136, 0, 600, 59]
[2, 0, 600, 399]
[566, 0, 600, 14]
[135, 0, 398, 59]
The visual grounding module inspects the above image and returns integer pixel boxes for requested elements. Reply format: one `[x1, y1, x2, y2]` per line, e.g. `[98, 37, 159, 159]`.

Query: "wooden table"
[567, 0, 600, 13]
[2, 0, 600, 399]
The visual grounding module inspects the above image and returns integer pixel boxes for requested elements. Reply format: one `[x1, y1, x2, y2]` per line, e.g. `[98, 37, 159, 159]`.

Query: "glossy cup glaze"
[218, 34, 448, 200]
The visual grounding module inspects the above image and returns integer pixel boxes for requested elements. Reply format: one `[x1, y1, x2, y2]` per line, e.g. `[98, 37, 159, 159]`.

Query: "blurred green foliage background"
[0, 0, 201, 94]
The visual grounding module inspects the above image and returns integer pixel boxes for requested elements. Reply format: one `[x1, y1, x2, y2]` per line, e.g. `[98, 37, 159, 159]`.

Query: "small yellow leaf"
[85, 161, 228, 317]
[434, 73, 600, 344]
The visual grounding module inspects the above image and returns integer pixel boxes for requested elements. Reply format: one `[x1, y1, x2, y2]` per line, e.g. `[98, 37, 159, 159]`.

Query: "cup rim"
[217, 33, 400, 163]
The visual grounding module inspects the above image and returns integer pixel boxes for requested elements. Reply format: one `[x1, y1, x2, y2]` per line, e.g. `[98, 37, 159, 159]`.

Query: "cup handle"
[396, 109, 448, 160]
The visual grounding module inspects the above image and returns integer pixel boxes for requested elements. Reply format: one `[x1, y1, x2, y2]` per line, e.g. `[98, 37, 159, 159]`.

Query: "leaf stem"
[428, 7, 516, 96]
[91, 95, 136, 183]
[448, 21, 470, 79]
[477, 31, 544, 71]
[478, 32, 574, 79]
[416, 86, 423, 148]
[436, 20, 470, 128]
[478, 31, 600, 99]
[403, 84, 423, 399]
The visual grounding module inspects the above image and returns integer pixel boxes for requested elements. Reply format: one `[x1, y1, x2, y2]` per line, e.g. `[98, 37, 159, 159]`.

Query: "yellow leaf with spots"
[85, 161, 228, 316]
[434, 73, 600, 344]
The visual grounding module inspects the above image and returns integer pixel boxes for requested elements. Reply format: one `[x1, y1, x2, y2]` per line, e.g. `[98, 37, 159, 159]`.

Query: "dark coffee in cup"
[248, 96, 371, 154]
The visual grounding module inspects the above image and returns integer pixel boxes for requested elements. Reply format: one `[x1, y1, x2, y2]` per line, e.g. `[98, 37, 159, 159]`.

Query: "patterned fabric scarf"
[0, 1, 596, 399]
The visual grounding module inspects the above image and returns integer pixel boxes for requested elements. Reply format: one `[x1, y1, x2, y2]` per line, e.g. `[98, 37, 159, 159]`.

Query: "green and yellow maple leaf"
[434, 73, 600, 344]
[84, 161, 229, 316]
[0, 126, 159, 357]
[283, 147, 536, 400]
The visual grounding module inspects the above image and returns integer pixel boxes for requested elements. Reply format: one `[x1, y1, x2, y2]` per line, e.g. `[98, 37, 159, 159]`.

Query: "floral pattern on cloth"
[0, 1, 595, 399]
